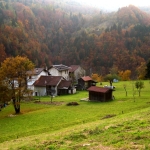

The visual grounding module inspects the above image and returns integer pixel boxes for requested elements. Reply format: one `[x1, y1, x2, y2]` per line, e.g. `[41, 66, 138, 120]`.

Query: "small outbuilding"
[77, 76, 97, 90]
[87, 86, 113, 102]
[57, 80, 75, 95]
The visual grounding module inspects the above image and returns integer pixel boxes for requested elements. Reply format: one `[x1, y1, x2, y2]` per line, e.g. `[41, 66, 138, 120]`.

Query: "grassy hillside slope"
[0, 80, 150, 149]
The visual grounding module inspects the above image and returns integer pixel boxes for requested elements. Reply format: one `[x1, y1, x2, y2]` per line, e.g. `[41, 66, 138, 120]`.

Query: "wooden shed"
[57, 80, 72, 95]
[77, 76, 96, 90]
[87, 86, 113, 102]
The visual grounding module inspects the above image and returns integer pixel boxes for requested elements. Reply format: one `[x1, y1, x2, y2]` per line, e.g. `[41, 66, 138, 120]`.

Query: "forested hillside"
[0, 0, 150, 77]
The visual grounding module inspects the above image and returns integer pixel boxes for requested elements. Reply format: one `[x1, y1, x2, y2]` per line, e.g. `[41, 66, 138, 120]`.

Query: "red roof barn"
[87, 86, 113, 102]
[77, 76, 97, 90]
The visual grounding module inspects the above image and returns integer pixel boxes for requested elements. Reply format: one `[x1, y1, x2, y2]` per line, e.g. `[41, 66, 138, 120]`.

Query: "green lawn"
[0, 80, 150, 149]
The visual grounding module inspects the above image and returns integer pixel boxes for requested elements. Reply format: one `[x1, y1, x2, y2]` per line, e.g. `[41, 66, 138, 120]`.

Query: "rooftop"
[58, 80, 72, 89]
[33, 76, 62, 87]
[69, 65, 80, 72]
[50, 64, 70, 71]
[81, 76, 92, 81]
[87, 86, 111, 93]
[27, 68, 46, 75]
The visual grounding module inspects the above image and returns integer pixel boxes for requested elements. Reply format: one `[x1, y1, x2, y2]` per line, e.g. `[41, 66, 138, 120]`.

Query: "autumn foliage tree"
[0, 2, 150, 76]
[118, 70, 131, 81]
[136, 62, 147, 79]
[91, 73, 102, 82]
[0, 44, 7, 64]
[0, 80, 12, 106]
[0, 56, 34, 114]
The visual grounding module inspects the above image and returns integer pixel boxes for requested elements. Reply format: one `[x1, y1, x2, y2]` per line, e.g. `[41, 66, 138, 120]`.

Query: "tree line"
[0, 1, 150, 77]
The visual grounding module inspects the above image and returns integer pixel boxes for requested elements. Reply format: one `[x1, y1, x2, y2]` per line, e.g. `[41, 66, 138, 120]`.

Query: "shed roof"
[69, 65, 80, 72]
[81, 76, 92, 81]
[33, 76, 62, 87]
[87, 86, 111, 93]
[58, 80, 72, 89]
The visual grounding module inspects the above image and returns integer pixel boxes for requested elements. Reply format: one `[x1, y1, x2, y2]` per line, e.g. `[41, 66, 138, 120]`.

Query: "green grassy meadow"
[0, 80, 150, 149]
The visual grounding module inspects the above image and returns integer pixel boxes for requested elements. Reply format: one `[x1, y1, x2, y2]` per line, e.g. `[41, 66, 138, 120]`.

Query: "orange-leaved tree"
[91, 73, 102, 82]
[0, 56, 34, 114]
[118, 70, 131, 81]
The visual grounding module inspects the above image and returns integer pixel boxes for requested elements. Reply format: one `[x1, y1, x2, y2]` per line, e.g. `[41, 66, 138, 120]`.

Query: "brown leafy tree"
[0, 80, 12, 108]
[0, 56, 34, 114]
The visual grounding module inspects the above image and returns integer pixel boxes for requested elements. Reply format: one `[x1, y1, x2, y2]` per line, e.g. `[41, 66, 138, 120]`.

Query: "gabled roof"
[58, 80, 72, 89]
[69, 65, 80, 72]
[50, 64, 70, 71]
[33, 76, 62, 87]
[87, 86, 111, 93]
[27, 68, 46, 75]
[81, 76, 92, 81]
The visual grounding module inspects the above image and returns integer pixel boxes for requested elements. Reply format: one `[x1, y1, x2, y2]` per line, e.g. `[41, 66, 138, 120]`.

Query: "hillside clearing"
[0, 81, 150, 149]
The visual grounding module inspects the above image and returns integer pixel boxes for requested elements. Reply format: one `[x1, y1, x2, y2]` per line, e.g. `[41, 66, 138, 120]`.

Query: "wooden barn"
[57, 80, 72, 95]
[77, 76, 96, 90]
[87, 86, 113, 102]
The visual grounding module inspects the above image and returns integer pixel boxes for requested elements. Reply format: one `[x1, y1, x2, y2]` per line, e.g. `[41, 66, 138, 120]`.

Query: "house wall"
[61, 70, 69, 80]
[69, 88, 76, 94]
[49, 68, 69, 80]
[49, 68, 60, 76]
[46, 85, 58, 96]
[27, 71, 47, 91]
[74, 67, 86, 81]
[34, 87, 46, 96]
[53, 86, 58, 96]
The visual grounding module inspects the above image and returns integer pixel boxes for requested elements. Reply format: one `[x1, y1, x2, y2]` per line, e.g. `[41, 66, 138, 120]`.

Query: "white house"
[26, 68, 48, 91]
[33, 76, 63, 96]
[69, 65, 86, 83]
[33, 76, 74, 96]
[48, 64, 70, 80]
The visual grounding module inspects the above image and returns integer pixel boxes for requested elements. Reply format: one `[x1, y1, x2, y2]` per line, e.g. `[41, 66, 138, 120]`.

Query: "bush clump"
[66, 102, 79, 106]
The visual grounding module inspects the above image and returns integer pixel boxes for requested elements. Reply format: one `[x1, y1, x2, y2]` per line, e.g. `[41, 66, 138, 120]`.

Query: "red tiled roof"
[69, 65, 79, 72]
[81, 76, 92, 81]
[87, 86, 111, 93]
[58, 80, 72, 89]
[33, 76, 62, 87]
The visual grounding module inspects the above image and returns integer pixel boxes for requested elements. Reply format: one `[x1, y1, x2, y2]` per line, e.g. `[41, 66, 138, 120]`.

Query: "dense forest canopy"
[0, 0, 150, 78]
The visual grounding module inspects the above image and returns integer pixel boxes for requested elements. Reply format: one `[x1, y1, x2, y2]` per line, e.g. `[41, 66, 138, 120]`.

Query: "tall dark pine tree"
[145, 60, 150, 79]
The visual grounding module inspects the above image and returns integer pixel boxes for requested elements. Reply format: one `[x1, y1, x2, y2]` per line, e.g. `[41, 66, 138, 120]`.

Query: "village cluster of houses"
[25, 64, 114, 102]
[27, 64, 95, 96]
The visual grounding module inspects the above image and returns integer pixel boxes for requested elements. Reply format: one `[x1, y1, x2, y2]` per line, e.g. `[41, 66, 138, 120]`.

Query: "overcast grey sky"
[75, 0, 150, 11]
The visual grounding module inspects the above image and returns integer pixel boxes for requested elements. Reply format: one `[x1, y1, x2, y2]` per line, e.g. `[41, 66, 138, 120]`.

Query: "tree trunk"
[14, 106, 20, 114]
[139, 90, 141, 97]
[12, 98, 20, 114]
[110, 80, 113, 86]
[51, 96, 53, 103]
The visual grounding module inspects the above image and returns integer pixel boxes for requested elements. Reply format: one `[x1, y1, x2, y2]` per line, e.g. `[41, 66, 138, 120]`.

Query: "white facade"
[34, 87, 46, 96]
[69, 87, 76, 94]
[49, 67, 69, 80]
[27, 70, 48, 91]
[74, 66, 86, 81]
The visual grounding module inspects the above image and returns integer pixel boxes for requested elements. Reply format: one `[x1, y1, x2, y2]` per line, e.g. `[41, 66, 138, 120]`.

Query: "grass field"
[0, 80, 150, 149]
